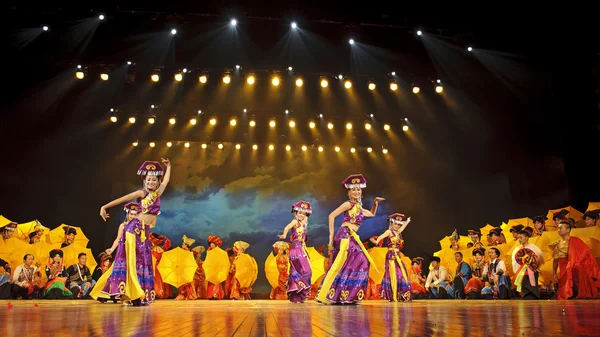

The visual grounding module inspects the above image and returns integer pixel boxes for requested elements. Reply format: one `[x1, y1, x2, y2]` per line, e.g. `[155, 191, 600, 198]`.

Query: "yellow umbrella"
[264, 253, 279, 289]
[157, 247, 197, 288]
[0, 237, 31, 268]
[15, 220, 50, 243]
[204, 246, 230, 284]
[545, 206, 584, 231]
[368, 247, 387, 284]
[234, 253, 258, 288]
[306, 246, 325, 283]
[479, 224, 496, 238]
[48, 224, 90, 247]
[585, 202, 600, 212]
[61, 244, 97, 272]
[438, 235, 472, 250]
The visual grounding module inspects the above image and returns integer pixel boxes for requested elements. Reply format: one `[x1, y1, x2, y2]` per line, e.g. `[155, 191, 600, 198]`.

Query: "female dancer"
[91, 158, 171, 306]
[409, 257, 428, 299]
[372, 213, 412, 301]
[316, 174, 384, 304]
[278, 201, 313, 303]
[269, 241, 290, 300]
[148, 232, 173, 299]
[175, 235, 199, 300]
[206, 235, 226, 300]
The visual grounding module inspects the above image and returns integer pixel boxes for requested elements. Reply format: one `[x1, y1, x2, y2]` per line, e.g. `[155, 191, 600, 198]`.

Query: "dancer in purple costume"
[315, 174, 385, 304]
[278, 201, 313, 303]
[91, 158, 171, 306]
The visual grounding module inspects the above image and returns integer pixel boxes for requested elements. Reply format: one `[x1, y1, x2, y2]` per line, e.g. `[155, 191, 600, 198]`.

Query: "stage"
[1, 300, 599, 336]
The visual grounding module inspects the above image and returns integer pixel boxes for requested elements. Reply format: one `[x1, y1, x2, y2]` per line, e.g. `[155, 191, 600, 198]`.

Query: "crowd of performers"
[2, 159, 600, 305]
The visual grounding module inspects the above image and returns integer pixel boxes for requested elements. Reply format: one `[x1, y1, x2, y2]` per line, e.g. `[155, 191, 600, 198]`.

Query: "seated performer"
[448, 229, 461, 251]
[489, 228, 506, 246]
[12, 254, 42, 299]
[66, 253, 95, 299]
[425, 256, 450, 299]
[409, 257, 427, 299]
[481, 247, 511, 299]
[550, 221, 600, 299]
[532, 216, 547, 237]
[511, 227, 544, 300]
[448, 251, 472, 299]
[465, 248, 486, 299]
[509, 224, 525, 242]
[583, 210, 599, 227]
[0, 257, 11, 299]
[61, 226, 77, 248]
[1, 218, 17, 241]
[468, 229, 482, 245]
[42, 249, 72, 299]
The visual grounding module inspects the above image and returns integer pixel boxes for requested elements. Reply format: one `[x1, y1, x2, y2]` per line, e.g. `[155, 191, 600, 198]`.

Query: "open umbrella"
[368, 247, 387, 284]
[61, 244, 97, 272]
[264, 253, 279, 289]
[48, 224, 90, 247]
[479, 224, 496, 238]
[204, 246, 230, 285]
[586, 202, 600, 212]
[545, 206, 584, 231]
[157, 247, 197, 288]
[0, 237, 31, 269]
[15, 220, 50, 244]
[234, 253, 258, 288]
[306, 246, 326, 283]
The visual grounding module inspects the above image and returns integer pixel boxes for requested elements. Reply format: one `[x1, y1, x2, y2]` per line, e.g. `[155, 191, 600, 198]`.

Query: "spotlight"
[75, 71, 85, 79]
[327, 122, 334, 129]
[390, 82, 398, 91]
[151, 74, 160, 82]
[309, 121, 316, 129]
[384, 124, 391, 131]
[189, 118, 197, 125]
[346, 122, 353, 130]
[230, 118, 237, 126]
[252, 144, 258, 150]
[235, 65, 241, 69]
[169, 117, 176, 125]
[285, 110, 289, 114]
[197, 110, 202, 114]
[269, 144, 274, 151]
[286, 145, 291, 151]
[382, 148, 389, 154]
[174, 73, 183, 81]
[231, 19, 237, 26]
[199, 74, 208, 83]
[99, 14, 105, 20]
[249, 120, 256, 127]
[344, 80, 352, 89]
[302, 145, 307, 151]
[391, 71, 396, 76]
[412, 85, 420, 94]
[77, 65, 82, 69]
[367, 147, 372, 153]
[127, 61, 132, 65]
[417, 30, 422, 36]
[100, 73, 109, 81]
[201, 143, 207, 149]
[243, 109, 247, 113]
[318, 146, 324, 152]
[437, 79, 441, 83]
[368, 82, 376, 90]
[235, 144, 241, 149]
[402, 124, 409, 131]
[291, 22, 297, 29]
[335, 146, 340, 152]
[370, 114, 374, 118]
[271, 77, 280, 86]
[218, 143, 224, 149]
[150, 142, 156, 147]
[365, 123, 372, 130]
[467, 46, 473, 52]
[319, 114, 323, 118]
[171, 29, 177, 35]
[148, 116, 156, 124]
[42, 25, 49, 31]
[132, 141, 138, 147]
[209, 118, 217, 125]
[269, 120, 276, 128]
[349, 39, 355, 45]
[350, 148, 356, 153]
[182, 68, 188, 73]
[295, 78, 303, 87]
[110, 115, 117, 123]
[167, 142, 172, 147]
[128, 116, 136, 124]
[320, 78, 328, 87]
[435, 84, 444, 93]
[184, 142, 190, 148]
[222, 74, 231, 84]
[338, 74, 343, 80]
[288, 66, 293, 71]
[247, 75, 255, 84]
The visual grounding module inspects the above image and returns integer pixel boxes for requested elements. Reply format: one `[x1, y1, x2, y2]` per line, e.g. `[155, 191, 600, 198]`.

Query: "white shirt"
[482, 259, 506, 278]
[12, 264, 39, 285]
[425, 265, 449, 287]
[511, 242, 544, 274]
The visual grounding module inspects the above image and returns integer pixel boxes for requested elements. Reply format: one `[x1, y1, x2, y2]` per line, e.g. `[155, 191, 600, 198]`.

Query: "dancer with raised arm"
[371, 213, 412, 302]
[278, 201, 313, 303]
[315, 174, 384, 304]
[91, 158, 171, 306]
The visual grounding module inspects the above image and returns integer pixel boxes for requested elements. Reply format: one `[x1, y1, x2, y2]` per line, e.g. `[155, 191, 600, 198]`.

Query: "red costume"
[554, 236, 600, 300]
[149, 233, 173, 299]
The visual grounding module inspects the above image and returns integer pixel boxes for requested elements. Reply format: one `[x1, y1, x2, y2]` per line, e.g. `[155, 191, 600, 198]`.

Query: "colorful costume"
[512, 241, 543, 300]
[532, 216, 547, 237]
[447, 259, 471, 299]
[270, 241, 290, 300]
[425, 257, 450, 298]
[192, 246, 207, 299]
[380, 213, 411, 302]
[0, 216, 18, 241]
[42, 249, 73, 299]
[149, 232, 173, 299]
[230, 241, 255, 300]
[550, 236, 600, 300]
[0, 258, 11, 299]
[176, 236, 199, 300]
[206, 235, 226, 299]
[67, 262, 95, 298]
[91, 161, 163, 305]
[409, 258, 427, 299]
[481, 249, 511, 299]
[286, 201, 313, 303]
[464, 248, 486, 299]
[12, 260, 42, 299]
[60, 226, 77, 248]
[316, 174, 376, 304]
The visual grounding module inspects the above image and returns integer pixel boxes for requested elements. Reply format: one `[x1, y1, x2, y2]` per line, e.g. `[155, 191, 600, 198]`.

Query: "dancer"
[105, 202, 139, 256]
[269, 241, 290, 300]
[409, 258, 427, 299]
[91, 158, 171, 306]
[316, 174, 384, 304]
[278, 201, 313, 303]
[372, 213, 412, 301]
[175, 235, 199, 300]
[206, 235, 226, 300]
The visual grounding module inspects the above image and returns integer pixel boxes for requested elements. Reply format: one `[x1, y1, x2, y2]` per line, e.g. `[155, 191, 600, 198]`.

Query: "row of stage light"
[132, 141, 390, 154]
[76, 66, 443, 94]
[109, 111, 410, 132]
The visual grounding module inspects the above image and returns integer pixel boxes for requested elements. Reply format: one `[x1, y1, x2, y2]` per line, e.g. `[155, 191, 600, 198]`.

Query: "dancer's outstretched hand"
[100, 207, 109, 221]
[161, 157, 171, 167]
[374, 197, 385, 204]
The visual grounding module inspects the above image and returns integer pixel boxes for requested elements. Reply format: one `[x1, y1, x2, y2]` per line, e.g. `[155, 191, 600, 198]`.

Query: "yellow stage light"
[271, 77, 280, 86]
[209, 118, 217, 125]
[222, 75, 231, 83]
[151, 74, 159, 82]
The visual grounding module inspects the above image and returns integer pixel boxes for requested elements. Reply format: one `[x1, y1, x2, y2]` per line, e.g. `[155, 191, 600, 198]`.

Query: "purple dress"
[91, 189, 157, 305]
[380, 233, 411, 301]
[316, 201, 370, 304]
[287, 221, 312, 302]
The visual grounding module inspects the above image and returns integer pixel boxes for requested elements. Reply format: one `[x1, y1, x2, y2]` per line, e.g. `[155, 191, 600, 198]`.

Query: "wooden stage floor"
[1, 299, 599, 337]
